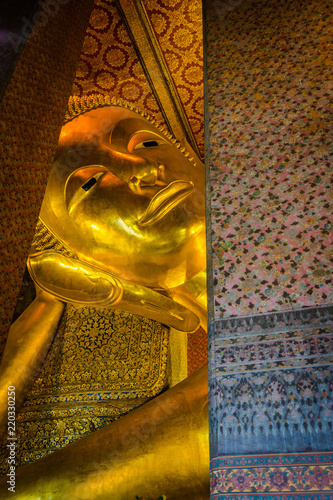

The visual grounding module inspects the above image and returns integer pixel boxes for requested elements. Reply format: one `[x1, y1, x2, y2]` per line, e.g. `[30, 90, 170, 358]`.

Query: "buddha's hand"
[28, 251, 200, 333]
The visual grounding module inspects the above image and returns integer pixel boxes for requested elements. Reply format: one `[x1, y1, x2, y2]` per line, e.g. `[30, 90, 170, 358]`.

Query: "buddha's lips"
[138, 180, 194, 227]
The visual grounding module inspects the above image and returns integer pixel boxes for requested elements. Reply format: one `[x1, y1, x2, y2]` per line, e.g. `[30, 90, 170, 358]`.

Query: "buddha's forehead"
[58, 106, 162, 151]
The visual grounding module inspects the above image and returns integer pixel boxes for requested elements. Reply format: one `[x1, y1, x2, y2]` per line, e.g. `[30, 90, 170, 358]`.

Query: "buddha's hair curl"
[32, 219, 77, 258]
[65, 95, 197, 166]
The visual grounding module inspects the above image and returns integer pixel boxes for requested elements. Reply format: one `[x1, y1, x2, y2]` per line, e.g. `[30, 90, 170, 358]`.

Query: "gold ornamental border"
[116, 0, 201, 159]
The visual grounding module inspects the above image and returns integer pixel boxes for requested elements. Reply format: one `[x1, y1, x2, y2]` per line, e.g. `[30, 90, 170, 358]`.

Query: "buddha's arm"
[0, 365, 209, 500]
[28, 251, 201, 332]
[0, 290, 64, 436]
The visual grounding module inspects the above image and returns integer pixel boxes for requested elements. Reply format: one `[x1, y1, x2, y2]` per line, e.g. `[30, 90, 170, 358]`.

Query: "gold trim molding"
[116, 0, 201, 158]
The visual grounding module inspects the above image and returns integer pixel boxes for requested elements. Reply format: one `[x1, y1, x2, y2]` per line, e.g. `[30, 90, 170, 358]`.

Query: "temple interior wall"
[205, 0, 333, 497]
[0, 0, 95, 351]
[0, 0, 332, 495]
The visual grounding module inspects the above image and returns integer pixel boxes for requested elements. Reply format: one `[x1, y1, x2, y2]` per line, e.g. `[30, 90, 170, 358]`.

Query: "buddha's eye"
[142, 140, 159, 147]
[82, 177, 97, 192]
[66, 169, 105, 213]
[132, 138, 166, 151]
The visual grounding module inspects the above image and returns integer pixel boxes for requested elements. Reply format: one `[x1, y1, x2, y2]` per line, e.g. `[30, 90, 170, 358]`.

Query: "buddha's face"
[40, 105, 206, 289]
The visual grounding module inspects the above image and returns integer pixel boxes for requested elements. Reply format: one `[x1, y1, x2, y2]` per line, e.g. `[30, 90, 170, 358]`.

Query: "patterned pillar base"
[211, 452, 333, 499]
[209, 305, 333, 497]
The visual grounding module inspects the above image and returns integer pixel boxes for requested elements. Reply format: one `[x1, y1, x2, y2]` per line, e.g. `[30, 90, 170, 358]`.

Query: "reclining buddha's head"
[39, 97, 206, 290]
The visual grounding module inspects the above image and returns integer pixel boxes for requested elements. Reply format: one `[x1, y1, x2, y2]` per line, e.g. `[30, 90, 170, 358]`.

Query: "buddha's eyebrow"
[109, 117, 160, 151]
[108, 122, 133, 153]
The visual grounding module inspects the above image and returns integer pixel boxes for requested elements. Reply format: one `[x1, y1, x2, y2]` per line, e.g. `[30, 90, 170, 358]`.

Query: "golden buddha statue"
[0, 96, 209, 499]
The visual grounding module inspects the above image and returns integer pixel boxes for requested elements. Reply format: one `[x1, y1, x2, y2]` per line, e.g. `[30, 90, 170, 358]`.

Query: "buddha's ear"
[27, 251, 200, 332]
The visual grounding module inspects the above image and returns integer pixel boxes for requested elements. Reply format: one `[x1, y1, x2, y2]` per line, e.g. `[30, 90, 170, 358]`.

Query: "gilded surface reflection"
[42, 101, 206, 291]
[0, 96, 209, 499]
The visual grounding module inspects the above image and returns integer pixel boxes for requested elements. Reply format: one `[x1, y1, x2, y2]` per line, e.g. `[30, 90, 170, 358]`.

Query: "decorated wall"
[71, 0, 164, 120]
[70, 0, 204, 156]
[143, 0, 204, 154]
[0, 0, 95, 353]
[206, 0, 333, 497]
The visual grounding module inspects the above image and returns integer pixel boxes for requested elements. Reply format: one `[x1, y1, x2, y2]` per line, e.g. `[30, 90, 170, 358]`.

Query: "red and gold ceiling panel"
[71, 0, 164, 123]
[70, 0, 203, 156]
[143, 0, 204, 155]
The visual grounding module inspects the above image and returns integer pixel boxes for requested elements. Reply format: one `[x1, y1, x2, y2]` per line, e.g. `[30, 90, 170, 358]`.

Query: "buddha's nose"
[128, 162, 166, 194]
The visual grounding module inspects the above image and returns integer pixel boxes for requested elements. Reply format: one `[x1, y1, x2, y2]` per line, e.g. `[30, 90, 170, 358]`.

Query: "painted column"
[204, 0, 333, 497]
